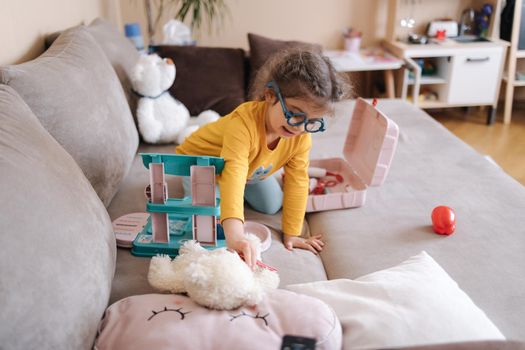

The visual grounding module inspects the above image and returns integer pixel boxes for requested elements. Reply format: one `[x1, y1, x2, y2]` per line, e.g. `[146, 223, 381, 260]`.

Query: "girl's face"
[264, 90, 329, 139]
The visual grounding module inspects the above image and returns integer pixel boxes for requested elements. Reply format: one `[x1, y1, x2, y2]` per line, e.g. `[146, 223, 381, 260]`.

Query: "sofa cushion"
[86, 18, 141, 121]
[247, 33, 322, 86]
[0, 85, 116, 349]
[0, 25, 139, 206]
[306, 99, 525, 340]
[153, 45, 246, 116]
[95, 291, 341, 350]
[286, 251, 505, 349]
[395, 340, 525, 350]
[107, 144, 326, 304]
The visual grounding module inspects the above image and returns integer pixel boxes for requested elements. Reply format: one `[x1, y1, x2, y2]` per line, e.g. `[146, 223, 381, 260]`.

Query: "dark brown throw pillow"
[247, 33, 323, 85]
[153, 45, 247, 116]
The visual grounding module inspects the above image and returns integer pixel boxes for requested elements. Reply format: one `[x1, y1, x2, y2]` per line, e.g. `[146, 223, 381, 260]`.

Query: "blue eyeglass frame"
[266, 81, 326, 133]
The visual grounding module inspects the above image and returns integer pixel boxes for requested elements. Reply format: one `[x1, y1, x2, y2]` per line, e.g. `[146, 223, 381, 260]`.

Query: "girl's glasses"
[267, 81, 326, 133]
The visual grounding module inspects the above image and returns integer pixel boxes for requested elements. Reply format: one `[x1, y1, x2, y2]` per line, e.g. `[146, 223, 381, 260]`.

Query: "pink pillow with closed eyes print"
[95, 290, 341, 350]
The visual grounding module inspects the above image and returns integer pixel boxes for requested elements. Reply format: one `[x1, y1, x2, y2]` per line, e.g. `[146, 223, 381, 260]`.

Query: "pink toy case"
[306, 98, 399, 212]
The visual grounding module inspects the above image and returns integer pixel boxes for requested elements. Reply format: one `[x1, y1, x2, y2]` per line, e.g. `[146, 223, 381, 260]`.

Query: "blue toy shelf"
[131, 153, 225, 257]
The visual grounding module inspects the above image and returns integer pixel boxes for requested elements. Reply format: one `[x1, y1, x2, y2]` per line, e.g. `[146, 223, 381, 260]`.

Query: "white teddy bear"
[131, 54, 220, 144]
[148, 238, 280, 310]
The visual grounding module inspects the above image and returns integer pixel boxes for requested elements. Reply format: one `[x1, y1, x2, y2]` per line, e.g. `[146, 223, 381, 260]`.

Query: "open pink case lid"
[343, 98, 399, 187]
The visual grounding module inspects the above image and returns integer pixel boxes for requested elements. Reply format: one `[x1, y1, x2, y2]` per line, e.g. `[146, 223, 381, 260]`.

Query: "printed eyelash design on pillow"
[229, 311, 270, 326]
[147, 306, 191, 321]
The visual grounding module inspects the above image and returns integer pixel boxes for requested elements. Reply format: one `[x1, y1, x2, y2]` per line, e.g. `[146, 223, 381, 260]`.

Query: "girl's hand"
[283, 234, 324, 254]
[222, 218, 257, 269]
[228, 236, 258, 269]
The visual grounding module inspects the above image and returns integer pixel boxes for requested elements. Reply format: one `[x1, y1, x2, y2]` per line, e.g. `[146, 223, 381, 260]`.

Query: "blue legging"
[182, 175, 283, 215]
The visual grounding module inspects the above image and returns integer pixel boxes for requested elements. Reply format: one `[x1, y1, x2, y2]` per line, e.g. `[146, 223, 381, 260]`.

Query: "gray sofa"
[1, 18, 525, 350]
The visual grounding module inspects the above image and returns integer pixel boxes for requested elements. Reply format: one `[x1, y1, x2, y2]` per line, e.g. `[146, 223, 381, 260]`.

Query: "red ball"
[431, 206, 456, 235]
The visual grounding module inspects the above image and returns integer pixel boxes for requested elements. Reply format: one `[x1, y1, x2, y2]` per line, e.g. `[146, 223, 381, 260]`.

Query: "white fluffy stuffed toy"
[131, 54, 220, 144]
[148, 238, 280, 310]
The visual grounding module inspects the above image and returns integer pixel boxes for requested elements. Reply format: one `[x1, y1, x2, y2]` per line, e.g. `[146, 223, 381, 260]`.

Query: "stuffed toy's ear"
[179, 240, 206, 256]
[255, 267, 280, 291]
[130, 63, 145, 87]
[194, 110, 220, 126]
[245, 268, 280, 306]
[176, 125, 199, 146]
[148, 254, 186, 294]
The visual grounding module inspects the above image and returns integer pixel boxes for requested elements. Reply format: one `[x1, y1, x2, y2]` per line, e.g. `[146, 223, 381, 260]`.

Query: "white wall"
[118, 0, 499, 50]
[119, 0, 387, 50]
[0, 0, 499, 61]
[0, 0, 120, 65]
[2, 0, 515, 99]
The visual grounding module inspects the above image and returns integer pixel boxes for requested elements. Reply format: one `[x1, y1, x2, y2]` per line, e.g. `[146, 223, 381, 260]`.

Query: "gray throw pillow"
[44, 19, 141, 122]
[86, 18, 141, 121]
[0, 25, 139, 206]
[0, 85, 115, 349]
[247, 33, 323, 88]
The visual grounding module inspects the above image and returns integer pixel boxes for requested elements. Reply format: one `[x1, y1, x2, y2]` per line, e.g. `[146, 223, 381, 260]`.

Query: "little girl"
[176, 48, 352, 268]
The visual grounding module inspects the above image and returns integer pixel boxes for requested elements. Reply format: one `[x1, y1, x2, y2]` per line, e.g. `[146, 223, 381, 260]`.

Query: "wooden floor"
[427, 104, 525, 186]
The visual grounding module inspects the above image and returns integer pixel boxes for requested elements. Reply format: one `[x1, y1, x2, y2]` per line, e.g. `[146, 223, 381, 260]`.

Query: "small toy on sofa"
[130, 53, 220, 144]
[307, 166, 344, 195]
[281, 166, 344, 195]
[148, 239, 279, 310]
[431, 205, 456, 235]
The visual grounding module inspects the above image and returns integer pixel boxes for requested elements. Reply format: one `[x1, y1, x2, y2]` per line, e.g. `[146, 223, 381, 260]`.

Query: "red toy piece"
[431, 206, 456, 235]
[238, 252, 278, 272]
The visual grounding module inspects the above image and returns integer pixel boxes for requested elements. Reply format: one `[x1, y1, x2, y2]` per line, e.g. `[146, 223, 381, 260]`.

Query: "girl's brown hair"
[249, 48, 353, 110]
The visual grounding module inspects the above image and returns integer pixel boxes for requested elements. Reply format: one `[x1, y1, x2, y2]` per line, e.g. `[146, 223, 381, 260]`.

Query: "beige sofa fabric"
[107, 144, 327, 304]
[86, 18, 140, 121]
[0, 26, 138, 206]
[0, 85, 116, 350]
[307, 100, 525, 340]
[396, 340, 525, 350]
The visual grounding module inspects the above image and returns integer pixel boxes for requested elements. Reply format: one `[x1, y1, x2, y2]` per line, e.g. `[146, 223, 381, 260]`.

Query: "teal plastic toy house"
[131, 153, 225, 257]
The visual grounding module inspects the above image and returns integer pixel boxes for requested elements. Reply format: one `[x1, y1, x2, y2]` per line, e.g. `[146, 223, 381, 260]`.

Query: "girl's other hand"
[283, 234, 324, 254]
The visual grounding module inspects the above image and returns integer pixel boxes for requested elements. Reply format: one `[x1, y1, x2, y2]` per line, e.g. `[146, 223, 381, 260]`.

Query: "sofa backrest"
[0, 85, 115, 350]
[152, 45, 247, 117]
[152, 32, 323, 118]
[0, 25, 139, 207]
[246, 32, 323, 90]
[86, 18, 142, 121]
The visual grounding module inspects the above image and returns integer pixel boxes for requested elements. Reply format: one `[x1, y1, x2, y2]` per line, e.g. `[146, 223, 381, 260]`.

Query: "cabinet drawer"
[447, 49, 503, 105]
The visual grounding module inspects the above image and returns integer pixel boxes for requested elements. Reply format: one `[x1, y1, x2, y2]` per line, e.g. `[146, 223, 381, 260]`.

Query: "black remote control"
[280, 335, 316, 350]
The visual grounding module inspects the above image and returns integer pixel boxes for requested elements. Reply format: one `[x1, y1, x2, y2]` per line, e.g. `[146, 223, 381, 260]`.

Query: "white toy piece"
[148, 237, 280, 310]
[130, 54, 220, 144]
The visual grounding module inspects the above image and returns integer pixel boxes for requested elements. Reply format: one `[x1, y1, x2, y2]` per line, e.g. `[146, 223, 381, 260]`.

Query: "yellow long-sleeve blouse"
[176, 101, 311, 236]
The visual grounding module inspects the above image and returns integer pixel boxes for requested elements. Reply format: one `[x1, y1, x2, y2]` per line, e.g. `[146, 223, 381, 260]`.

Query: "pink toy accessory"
[149, 163, 169, 243]
[306, 98, 399, 212]
[244, 221, 272, 253]
[238, 252, 277, 272]
[112, 213, 150, 248]
[191, 165, 217, 246]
